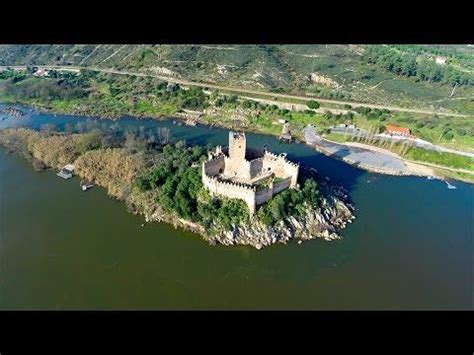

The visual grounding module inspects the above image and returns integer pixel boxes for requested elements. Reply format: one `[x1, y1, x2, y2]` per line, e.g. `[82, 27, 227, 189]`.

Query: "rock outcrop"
[130, 181, 355, 250]
[204, 192, 354, 248]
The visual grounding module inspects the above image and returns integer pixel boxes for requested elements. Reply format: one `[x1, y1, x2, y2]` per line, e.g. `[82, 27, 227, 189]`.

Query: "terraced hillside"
[0, 44, 472, 115]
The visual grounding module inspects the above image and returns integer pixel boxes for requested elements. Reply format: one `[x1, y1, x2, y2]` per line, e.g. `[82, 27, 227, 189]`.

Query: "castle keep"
[202, 132, 299, 214]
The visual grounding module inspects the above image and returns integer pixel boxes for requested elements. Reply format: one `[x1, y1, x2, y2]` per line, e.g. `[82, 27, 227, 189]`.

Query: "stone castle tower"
[228, 132, 246, 161]
[225, 132, 247, 178]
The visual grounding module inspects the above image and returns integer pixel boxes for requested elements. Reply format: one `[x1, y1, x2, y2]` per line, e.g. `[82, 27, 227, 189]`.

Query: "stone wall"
[262, 151, 299, 187]
[249, 157, 264, 179]
[254, 177, 291, 205]
[203, 155, 224, 176]
[202, 172, 257, 214]
[273, 177, 291, 194]
[255, 186, 273, 205]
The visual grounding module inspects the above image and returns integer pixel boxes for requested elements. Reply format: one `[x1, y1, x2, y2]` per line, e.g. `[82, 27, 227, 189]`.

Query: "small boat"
[445, 181, 457, 189]
[427, 176, 435, 180]
[80, 179, 94, 191]
[57, 164, 75, 179]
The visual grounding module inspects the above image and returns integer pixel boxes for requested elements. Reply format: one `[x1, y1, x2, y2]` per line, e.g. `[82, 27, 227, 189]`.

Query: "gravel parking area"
[303, 125, 408, 174]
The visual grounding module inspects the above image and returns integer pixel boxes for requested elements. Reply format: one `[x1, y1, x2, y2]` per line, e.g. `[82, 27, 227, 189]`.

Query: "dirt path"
[369, 79, 393, 90]
[99, 45, 126, 64]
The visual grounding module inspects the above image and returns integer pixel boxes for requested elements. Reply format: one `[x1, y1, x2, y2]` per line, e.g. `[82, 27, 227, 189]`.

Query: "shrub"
[307, 100, 320, 110]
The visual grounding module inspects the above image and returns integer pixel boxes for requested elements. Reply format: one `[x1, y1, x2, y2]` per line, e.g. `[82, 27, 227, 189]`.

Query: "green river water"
[0, 107, 472, 309]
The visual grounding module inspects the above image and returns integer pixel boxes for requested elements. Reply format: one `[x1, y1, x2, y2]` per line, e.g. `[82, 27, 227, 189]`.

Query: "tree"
[307, 100, 320, 110]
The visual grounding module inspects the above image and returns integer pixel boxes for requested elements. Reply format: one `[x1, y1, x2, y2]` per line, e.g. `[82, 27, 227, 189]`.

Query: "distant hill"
[0, 44, 473, 114]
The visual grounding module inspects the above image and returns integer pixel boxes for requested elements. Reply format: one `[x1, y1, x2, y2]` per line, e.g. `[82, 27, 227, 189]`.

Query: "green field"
[405, 147, 474, 172]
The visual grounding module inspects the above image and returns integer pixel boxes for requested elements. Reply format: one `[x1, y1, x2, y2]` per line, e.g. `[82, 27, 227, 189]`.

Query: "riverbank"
[342, 141, 474, 183]
[0, 127, 355, 249]
[4, 100, 472, 185]
[302, 125, 474, 184]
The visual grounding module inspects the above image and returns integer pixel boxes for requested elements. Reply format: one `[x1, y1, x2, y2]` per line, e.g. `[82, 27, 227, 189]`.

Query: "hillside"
[0, 44, 473, 115]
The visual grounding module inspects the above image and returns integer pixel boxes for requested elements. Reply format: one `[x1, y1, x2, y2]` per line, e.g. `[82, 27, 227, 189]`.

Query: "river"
[0, 105, 472, 309]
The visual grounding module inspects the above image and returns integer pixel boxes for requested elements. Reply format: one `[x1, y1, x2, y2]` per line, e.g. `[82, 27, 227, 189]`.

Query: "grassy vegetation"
[322, 132, 350, 143]
[363, 46, 472, 86]
[1, 44, 473, 114]
[0, 127, 146, 199]
[404, 147, 474, 172]
[1, 66, 473, 172]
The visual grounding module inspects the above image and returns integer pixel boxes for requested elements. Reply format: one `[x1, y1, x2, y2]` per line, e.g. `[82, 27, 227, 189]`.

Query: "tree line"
[363, 46, 472, 86]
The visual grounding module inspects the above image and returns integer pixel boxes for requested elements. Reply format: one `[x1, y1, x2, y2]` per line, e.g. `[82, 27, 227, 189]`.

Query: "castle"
[202, 132, 299, 214]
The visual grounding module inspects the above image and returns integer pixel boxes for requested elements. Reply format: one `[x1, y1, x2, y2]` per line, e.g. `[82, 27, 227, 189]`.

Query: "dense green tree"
[307, 100, 320, 110]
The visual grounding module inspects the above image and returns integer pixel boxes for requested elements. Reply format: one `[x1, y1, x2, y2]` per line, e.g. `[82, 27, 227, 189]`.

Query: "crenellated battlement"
[202, 131, 300, 214]
[263, 151, 299, 168]
[204, 173, 255, 191]
[204, 154, 224, 165]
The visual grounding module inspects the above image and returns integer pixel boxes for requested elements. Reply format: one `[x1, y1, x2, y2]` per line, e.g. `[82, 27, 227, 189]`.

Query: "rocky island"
[0, 125, 355, 249]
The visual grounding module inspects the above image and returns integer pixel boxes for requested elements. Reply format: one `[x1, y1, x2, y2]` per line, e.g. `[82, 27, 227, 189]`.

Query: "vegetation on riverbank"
[1, 67, 472, 150]
[0, 127, 355, 247]
[322, 129, 474, 179]
[404, 147, 474, 172]
[1, 44, 473, 114]
[1, 65, 473, 174]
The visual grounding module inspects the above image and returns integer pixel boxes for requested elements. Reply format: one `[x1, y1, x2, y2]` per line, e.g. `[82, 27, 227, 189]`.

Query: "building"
[202, 132, 299, 214]
[385, 124, 411, 137]
[34, 68, 49, 77]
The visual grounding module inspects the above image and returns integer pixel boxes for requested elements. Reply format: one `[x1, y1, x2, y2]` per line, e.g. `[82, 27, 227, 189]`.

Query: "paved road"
[0, 65, 469, 118]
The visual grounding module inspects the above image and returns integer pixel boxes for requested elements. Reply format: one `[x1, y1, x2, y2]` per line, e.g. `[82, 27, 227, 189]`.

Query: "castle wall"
[255, 187, 272, 205]
[273, 177, 292, 194]
[262, 152, 299, 187]
[283, 161, 299, 187]
[202, 171, 256, 214]
[255, 177, 292, 206]
[203, 155, 224, 176]
[249, 158, 263, 179]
